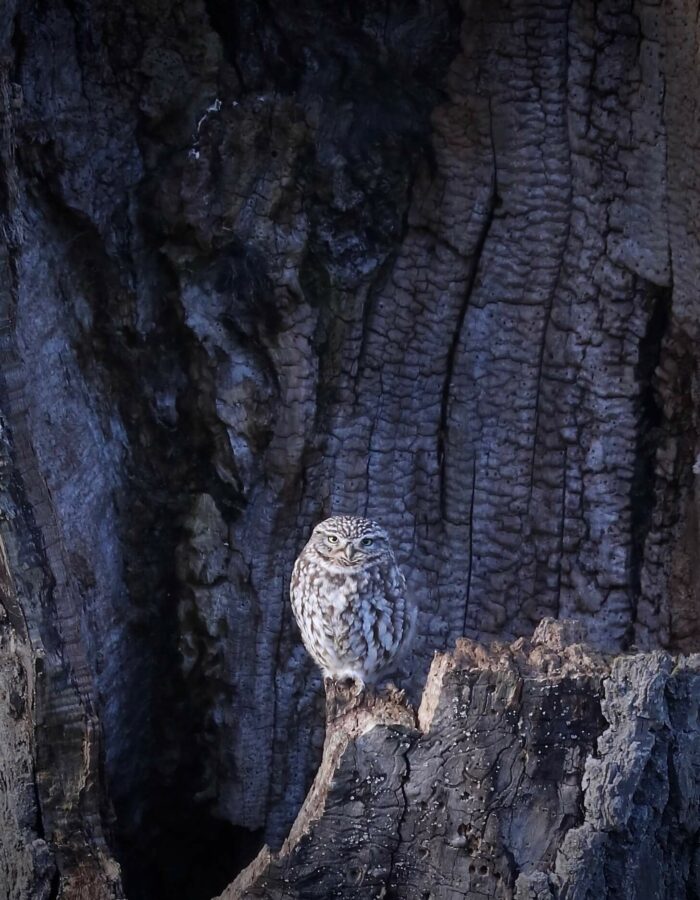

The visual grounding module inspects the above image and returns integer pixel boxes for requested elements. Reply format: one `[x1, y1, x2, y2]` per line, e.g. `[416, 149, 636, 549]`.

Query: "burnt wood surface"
[223, 621, 700, 900]
[0, 0, 700, 897]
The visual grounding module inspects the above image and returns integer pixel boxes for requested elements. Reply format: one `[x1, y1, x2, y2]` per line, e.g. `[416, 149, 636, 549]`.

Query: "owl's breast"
[318, 572, 360, 618]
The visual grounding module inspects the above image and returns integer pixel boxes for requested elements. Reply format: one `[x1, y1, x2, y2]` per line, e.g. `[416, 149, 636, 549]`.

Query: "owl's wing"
[379, 563, 414, 653]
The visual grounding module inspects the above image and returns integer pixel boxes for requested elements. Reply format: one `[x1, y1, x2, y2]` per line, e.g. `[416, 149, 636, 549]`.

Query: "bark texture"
[0, 0, 700, 897]
[223, 620, 700, 900]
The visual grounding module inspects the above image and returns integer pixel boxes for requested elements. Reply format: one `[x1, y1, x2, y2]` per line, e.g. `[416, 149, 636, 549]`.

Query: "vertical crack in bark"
[47, 866, 60, 900]
[385, 730, 417, 897]
[354, 249, 399, 401]
[462, 452, 477, 636]
[628, 285, 671, 645]
[437, 103, 498, 520]
[659, 48, 673, 288]
[526, 0, 574, 515]
[265, 583, 289, 833]
[363, 366, 385, 516]
[527, 273, 571, 504]
[555, 445, 568, 621]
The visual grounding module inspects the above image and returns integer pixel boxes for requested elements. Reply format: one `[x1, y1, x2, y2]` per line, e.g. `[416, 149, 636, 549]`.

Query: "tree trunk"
[0, 0, 699, 897]
[222, 620, 700, 900]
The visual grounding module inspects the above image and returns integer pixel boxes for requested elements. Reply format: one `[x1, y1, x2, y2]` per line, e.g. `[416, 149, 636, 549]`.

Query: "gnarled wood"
[223, 621, 700, 900]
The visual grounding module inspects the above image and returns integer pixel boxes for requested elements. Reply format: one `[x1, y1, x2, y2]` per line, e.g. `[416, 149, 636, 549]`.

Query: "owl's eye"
[327, 535, 339, 544]
[361, 537, 373, 547]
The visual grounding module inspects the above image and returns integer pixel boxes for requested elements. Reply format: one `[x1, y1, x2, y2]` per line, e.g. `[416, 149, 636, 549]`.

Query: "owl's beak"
[344, 544, 356, 561]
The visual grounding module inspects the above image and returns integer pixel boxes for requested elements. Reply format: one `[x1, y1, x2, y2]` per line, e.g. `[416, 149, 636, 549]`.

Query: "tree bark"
[0, 0, 699, 897]
[222, 620, 700, 900]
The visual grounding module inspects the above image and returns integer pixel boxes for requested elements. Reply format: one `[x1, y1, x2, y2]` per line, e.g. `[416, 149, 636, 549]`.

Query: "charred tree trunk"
[0, 0, 699, 898]
[222, 620, 700, 900]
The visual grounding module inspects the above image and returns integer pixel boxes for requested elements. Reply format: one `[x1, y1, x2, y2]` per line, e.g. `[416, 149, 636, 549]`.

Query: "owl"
[290, 516, 414, 685]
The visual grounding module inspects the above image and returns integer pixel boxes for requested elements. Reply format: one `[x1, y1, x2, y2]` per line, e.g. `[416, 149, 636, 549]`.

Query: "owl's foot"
[324, 675, 368, 719]
[344, 675, 365, 695]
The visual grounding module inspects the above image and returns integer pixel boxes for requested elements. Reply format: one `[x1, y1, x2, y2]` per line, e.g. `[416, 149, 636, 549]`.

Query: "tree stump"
[222, 620, 700, 899]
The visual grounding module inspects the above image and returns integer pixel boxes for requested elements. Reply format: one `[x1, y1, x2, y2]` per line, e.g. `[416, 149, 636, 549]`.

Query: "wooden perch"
[220, 620, 700, 899]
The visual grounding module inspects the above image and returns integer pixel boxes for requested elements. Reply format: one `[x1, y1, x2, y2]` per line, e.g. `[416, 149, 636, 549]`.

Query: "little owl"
[290, 516, 414, 685]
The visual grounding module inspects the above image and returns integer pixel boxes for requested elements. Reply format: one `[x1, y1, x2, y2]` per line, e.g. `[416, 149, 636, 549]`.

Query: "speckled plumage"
[290, 516, 414, 684]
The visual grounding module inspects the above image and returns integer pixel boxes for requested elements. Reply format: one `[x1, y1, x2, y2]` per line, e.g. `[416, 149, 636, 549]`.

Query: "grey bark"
[222, 620, 700, 900]
[0, 0, 699, 897]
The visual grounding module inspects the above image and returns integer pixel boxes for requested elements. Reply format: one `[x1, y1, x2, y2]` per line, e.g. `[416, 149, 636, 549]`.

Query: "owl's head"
[309, 516, 392, 567]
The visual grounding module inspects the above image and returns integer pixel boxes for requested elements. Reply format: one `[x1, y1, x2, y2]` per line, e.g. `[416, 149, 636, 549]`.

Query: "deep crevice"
[627, 284, 671, 646]
[462, 453, 477, 637]
[10, 14, 26, 84]
[47, 864, 60, 900]
[19, 183, 261, 900]
[203, 0, 249, 92]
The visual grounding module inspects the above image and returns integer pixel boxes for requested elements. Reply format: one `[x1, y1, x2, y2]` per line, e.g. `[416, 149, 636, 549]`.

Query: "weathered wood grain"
[223, 621, 700, 900]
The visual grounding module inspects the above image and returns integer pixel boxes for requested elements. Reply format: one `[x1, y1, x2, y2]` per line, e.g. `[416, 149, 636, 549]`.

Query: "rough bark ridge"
[0, 0, 700, 897]
[223, 621, 700, 900]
